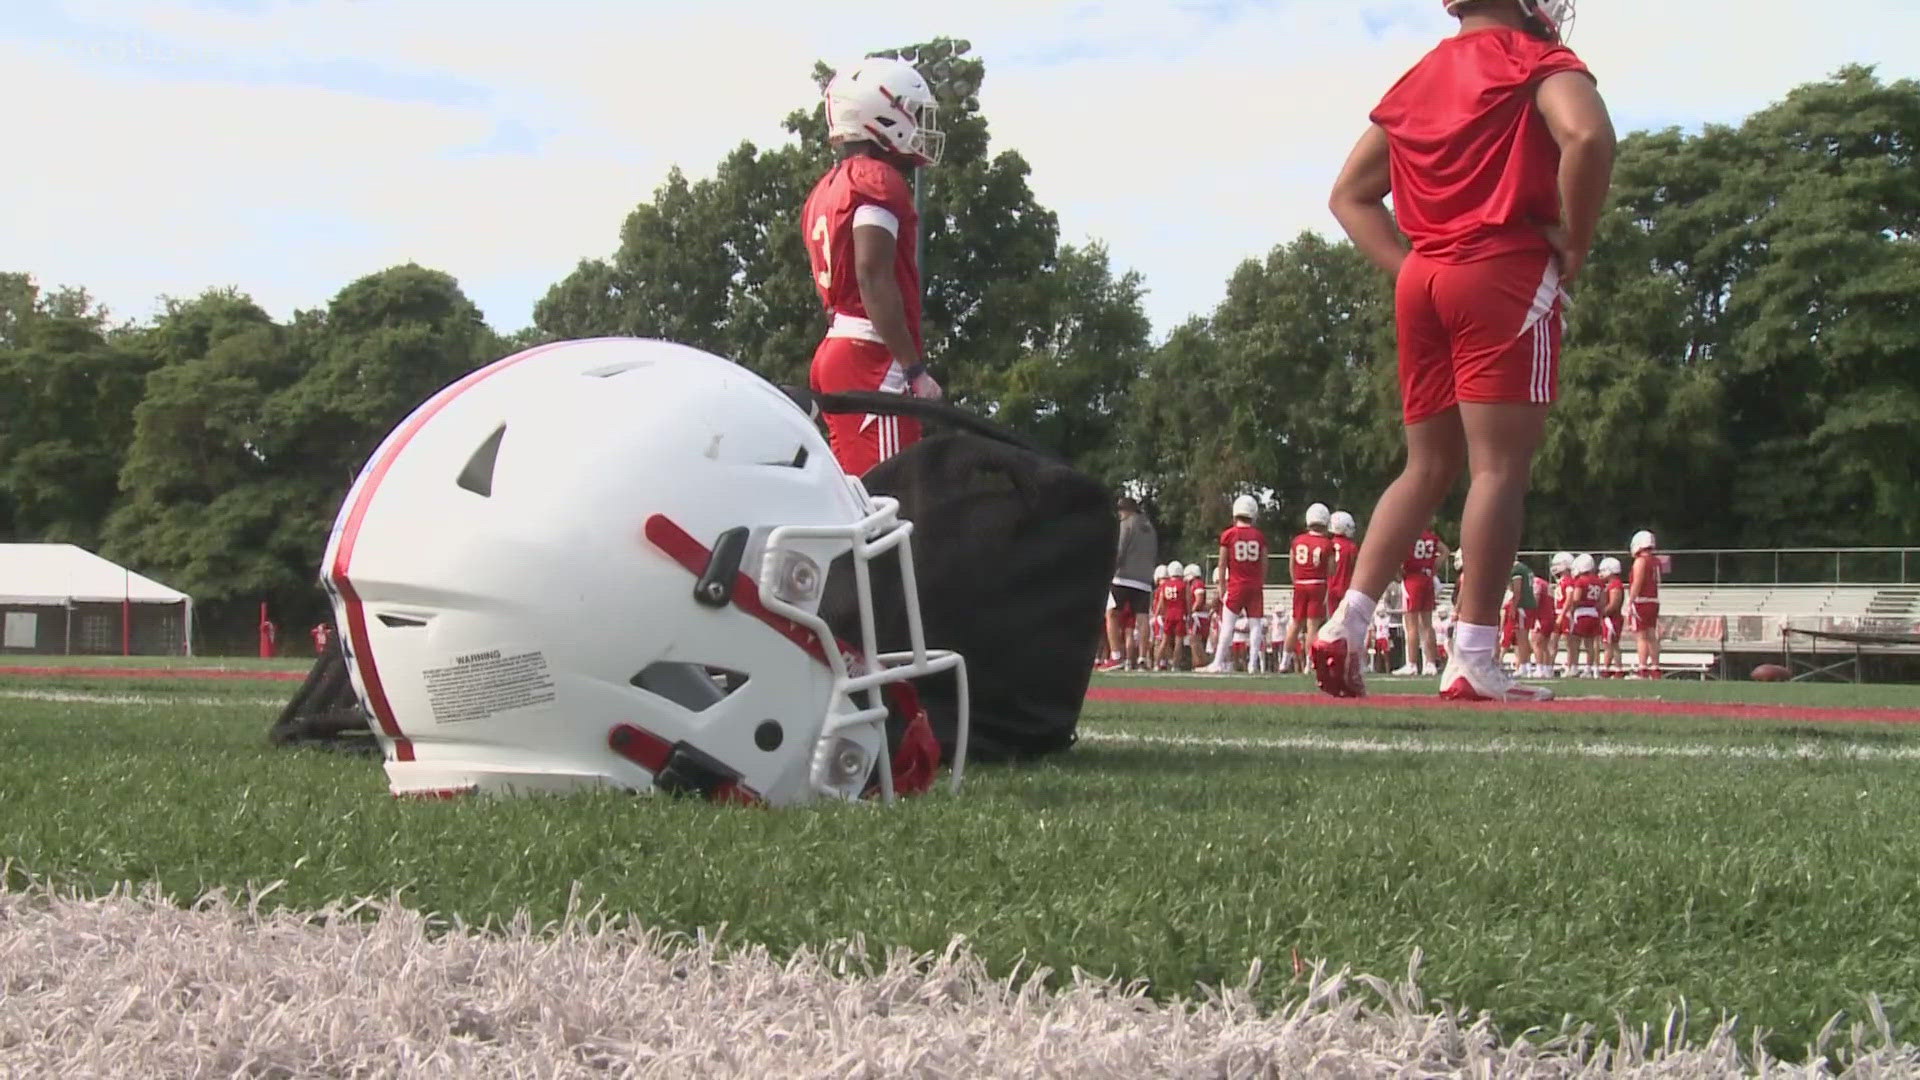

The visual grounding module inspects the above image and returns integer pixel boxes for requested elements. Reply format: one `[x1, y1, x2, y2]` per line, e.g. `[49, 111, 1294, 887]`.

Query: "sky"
[3, 0, 1915, 341]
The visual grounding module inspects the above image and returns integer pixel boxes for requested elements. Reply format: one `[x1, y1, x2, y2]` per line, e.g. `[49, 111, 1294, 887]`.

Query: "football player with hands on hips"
[801, 57, 944, 478]
[1312, 0, 1614, 702]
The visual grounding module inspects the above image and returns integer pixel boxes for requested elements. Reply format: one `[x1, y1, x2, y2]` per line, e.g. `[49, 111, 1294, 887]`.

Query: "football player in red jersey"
[1154, 562, 1188, 671]
[1184, 563, 1213, 671]
[1282, 503, 1337, 674]
[1327, 509, 1361, 622]
[1206, 495, 1270, 673]
[801, 58, 945, 477]
[1395, 528, 1451, 676]
[1313, 0, 1612, 703]
[1627, 529, 1662, 678]
[1598, 555, 1626, 677]
[1566, 553, 1604, 677]
[1527, 565, 1555, 677]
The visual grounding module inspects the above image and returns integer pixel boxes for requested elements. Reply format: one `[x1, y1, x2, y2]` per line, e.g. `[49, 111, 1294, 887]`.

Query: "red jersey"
[1632, 552, 1662, 600]
[1555, 573, 1579, 613]
[1402, 530, 1444, 579]
[1289, 531, 1335, 585]
[1219, 524, 1269, 588]
[1573, 572, 1605, 611]
[1328, 536, 1359, 594]
[1155, 577, 1187, 620]
[800, 156, 923, 352]
[1603, 574, 1625, 615]
[1186, 577, 1208, 615]
[1370, 28, 1591, 264]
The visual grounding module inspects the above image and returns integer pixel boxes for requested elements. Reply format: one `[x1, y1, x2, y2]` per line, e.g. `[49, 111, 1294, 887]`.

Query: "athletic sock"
[1455, 622, 1497, 662]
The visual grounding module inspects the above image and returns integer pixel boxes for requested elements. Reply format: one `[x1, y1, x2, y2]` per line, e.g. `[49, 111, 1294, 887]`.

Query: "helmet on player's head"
[1184, 563, 1201, 580]
[1232, 494, 1259, 521]
[1442, 0, 1575, 41]
[824, 57, 944, 167]
[323, 338, 967, 806]
[1573, 553, 1596, 575]
[1551, 551, 1573, 576]
[1154, 563, 1170, 581]
[1305, 502, 1332, 529]
[1599, 556, 1622, 577]
[1330, 510, 1356, 537]
[1630, 530, 1656, 555]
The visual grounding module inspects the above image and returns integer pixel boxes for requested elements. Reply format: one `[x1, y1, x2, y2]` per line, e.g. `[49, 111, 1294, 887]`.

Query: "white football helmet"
[322, 338, 967, 806]
[1551, 551, 1573, 576]
[1232, 494, 1259, 520]
[1442, 0, 1575, 41]
[1573, 553, 1596, 575]
[1631, 530, 1657, 555]
[1329, 510, 1356, 538]
[1305, 502, 1332, 529]
[1183, 563, 1202, 580]
[1154, 563, 1170, 582]
[1599, 556, 1623, 577]
[824, 57, 944, 166]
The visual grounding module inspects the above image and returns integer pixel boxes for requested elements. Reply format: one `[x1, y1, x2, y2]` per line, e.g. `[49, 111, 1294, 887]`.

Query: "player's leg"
[1208, 604, 1240, 672]
[810, 338, 904, 477]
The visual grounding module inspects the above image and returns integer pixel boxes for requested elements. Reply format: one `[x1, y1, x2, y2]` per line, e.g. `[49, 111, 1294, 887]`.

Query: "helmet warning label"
[422, 648, 557, 725]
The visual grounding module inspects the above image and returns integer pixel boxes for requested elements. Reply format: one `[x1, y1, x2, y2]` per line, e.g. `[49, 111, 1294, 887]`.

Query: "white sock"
[1212, 613, 1236, 668]
[1341, 591, 1378, 637]
[1455, 622, 1497, 658]
[1248, 617, 1267, 667]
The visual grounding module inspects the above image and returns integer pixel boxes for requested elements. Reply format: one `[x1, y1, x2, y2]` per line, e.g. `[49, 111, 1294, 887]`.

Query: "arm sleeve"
[852, 204, 900, 236]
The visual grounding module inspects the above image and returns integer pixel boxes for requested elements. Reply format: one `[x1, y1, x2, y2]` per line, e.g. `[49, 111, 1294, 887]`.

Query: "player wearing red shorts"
[1282, 503, 1337, 674]
[1627, 529, 1663, 678]
[1184, 564, 1212, 671]
[1206, 495, 1270, 673]
[1154, 564, 1189, 671]
[802, 58, 946, 477]
[1598, 556, 1625, 677]
[1314, 0, 1612, 704]
[1566, 553, 1604, 677]
[1527, 568, 1555, 677]
[1396, 528, 1450, 676]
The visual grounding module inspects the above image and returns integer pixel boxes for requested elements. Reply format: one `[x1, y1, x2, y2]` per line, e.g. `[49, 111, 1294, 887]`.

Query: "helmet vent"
[456, 424, 507, 497]
[630, 662, 748, 714]
[376, 613, 429, 629]
[581, 360, 654, 378]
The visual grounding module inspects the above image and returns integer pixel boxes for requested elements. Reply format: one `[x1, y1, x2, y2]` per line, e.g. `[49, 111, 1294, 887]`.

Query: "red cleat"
[1310, 628, 1367, 698]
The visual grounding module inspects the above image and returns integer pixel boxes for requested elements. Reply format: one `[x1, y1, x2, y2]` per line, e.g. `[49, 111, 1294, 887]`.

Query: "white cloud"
[4, 0, 1917, 337]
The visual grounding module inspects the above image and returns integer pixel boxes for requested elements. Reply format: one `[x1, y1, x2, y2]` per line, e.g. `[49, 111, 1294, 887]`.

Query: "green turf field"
[2, 668, 1917, 1059]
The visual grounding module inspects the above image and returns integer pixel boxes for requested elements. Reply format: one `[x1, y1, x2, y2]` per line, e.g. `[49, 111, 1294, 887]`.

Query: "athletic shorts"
[1110, 584, 1150, 616]
[1291, 581, 1326, 622]
[1156, 614, 1186, 638]
[1396, 249, 1564, 425]
[1604, 614, 1624, 643]
[1222, 582, 1264, 618]
[1556, 612, 1571, 634]
[809, 336, 921, 476]
[1572, 611, 1602, 639]
[1627, 599, 1660, 632]
[1191, 615, 1212, 638]
[1403, 573, 1436, 614]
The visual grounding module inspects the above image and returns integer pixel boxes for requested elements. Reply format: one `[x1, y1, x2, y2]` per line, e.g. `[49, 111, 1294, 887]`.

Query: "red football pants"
[809, 336, 920, 477]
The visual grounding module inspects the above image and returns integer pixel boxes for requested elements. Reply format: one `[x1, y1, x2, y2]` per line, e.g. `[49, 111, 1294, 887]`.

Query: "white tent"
[0, 543, 194, 656]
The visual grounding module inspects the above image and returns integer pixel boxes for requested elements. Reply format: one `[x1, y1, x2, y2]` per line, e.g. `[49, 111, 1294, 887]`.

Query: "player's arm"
[1535, 72, 1616, 284]
[1629, 557, 1648, 600]
[852, 222, 937, 398]
[1328, 124, 1406, 278]
[1216, 545, 1230, 589]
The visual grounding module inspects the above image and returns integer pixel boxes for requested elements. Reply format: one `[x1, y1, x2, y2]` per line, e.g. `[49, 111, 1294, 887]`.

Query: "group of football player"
[1104, 500, 1668, 681]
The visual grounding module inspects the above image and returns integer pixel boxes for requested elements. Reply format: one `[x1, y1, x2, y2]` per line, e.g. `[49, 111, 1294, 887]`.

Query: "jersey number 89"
[1233, 540, 1261, 563]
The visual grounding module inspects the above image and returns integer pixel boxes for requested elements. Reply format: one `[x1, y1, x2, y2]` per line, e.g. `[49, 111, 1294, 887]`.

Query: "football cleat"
[1439, 655, 1554, 702]
[1310, 622, 1368, 698]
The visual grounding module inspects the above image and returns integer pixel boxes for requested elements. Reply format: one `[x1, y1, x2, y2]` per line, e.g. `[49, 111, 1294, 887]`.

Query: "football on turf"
[1751, 663, 1790, 683]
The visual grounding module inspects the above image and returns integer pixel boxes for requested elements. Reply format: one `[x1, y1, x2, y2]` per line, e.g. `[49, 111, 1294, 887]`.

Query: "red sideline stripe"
[328, 339, 591, 762]
[0, 665, 306, 682]
[1086, 685, 1920, 726]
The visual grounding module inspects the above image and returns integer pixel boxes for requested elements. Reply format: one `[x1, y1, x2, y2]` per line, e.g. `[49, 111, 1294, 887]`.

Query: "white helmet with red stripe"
[824, 57, 945, 166]
[1442, 0, 1575, 40]
[322, 337, 967, 806]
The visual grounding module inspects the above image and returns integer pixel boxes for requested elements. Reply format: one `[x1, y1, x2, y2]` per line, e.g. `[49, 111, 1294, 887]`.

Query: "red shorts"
[1192, 615, 1212, 639]
[1291, 581, 1326, 622]
[1572, 613, 1602, 639]
[809, 337, 921, 476]
[1403, 573, 1436, 614]
[1156, 614, 1186, 639]
[1555, 612, 1571, 634]
[1222, 582, 1264, 618]
[1604, 614, 1624, 642]
[1396, 249, 1564, 425]
[1627, 600, 1660, 632]
[1525, 605, 1549, 633]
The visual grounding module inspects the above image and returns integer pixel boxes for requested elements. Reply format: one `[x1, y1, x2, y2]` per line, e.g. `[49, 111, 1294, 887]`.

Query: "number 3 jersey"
[800, 156, 923, 353]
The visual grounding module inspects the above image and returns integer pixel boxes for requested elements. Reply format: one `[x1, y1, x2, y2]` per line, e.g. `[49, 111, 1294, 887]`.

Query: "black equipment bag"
[268, 628, 378, 753]
[806, 390, 1116, 763]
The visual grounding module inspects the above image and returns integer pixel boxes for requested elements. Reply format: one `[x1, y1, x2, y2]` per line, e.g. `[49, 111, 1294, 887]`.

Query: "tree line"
[2, 39, 1914, 645]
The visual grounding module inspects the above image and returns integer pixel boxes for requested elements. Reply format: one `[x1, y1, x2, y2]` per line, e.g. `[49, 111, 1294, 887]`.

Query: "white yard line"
[1080, 727, 1920, 762]
[0, 689, 286, 708]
